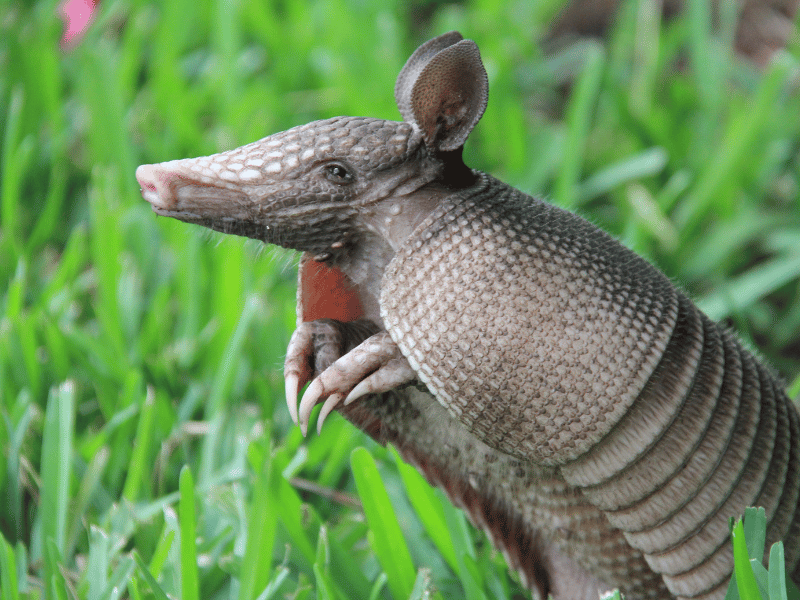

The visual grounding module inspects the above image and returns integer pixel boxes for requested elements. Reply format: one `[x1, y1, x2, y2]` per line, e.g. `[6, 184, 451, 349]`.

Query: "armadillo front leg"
[284, 321, 416, 434]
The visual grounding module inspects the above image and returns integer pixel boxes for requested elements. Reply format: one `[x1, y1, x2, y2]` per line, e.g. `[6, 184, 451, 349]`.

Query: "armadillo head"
[136, 32, 487, 261]
[137, 116, 430, 256]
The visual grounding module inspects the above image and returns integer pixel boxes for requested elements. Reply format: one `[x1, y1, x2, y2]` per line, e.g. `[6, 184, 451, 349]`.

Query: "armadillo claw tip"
[344, 380, 371, 406]
[298, 378, 324, 435]
[285, 374, 300, 425]
[318, 393, 344, 435]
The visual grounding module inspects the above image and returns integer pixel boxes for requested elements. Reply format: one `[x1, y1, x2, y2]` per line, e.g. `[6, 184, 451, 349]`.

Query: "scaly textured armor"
[380, 173, 800, 597]
[135, 31, 800, 599]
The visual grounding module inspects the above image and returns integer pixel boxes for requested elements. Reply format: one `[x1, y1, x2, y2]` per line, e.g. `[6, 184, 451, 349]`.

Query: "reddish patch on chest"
[298, 253, 365, 323]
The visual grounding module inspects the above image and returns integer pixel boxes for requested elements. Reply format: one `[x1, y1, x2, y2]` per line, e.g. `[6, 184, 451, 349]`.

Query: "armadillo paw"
[284, 319, 361, 429]
[297, 331, 415, 434]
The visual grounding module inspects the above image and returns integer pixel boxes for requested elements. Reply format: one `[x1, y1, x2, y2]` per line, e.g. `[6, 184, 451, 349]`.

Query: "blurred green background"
[1, 0, 800, 598]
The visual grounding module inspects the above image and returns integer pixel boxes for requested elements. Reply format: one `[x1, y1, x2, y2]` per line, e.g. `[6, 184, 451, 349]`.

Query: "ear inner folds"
[395, 31, 465, 123]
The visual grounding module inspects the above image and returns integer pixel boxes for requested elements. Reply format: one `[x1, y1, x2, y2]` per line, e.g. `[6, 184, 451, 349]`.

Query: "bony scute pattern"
[137, 30, 800, 600]
[382, 173, 800, 595]
[382, 177, 679, 466]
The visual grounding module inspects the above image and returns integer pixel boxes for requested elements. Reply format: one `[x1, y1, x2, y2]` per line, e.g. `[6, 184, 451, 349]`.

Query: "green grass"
[1, 0, 799, 598]
[725, 508, 800, 600]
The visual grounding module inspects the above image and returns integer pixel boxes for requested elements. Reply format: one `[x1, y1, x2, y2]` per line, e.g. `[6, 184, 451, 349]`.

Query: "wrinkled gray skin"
[136, 32, 800, 600]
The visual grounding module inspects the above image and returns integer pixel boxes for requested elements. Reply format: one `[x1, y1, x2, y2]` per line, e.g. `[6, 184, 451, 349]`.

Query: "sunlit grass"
[725, 508, 800, 600]
[1, 0, 799, 598]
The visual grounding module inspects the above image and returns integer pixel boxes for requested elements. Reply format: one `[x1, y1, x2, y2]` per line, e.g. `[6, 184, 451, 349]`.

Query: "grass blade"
[253, 566, 290, 600]
[238, 446, 277, 600]
[66, 447, 108, 560]
[179, 466, 199, 600]
[697, 253, 800, 321]
[578, 147, 668, 203]
[1, 86, 29, 255]
[0, 533, 19, 600]
[97, 555, 134, 600]
[409, 568, 435, 600]
[46, 538, 69, 600]
[676, 56, 791, 231]
[6, 399, 34, 542]
[731, 519, 761, 600]
[351, 447, 415, 600]
[769, 542, 788, 600]
[393, 449, 458, 575]
[554, 43, 604, 209]
[87, 525, 110, 600]
[149, 529, 175, 581]
[133, 551, 172, 600]
[122, 383, 155, 502]
[40, 382, 75, 592]
[312, 527, 335, 600]
[199, 294, 261, 483]
[87, 168, 127, 370]
[742, 507, 766, 564]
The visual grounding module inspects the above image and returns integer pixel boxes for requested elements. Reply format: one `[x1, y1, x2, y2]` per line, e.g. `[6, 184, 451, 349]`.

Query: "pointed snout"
[135, 163, 177, 210]
[136, 145, 274, 220]
[135, 156, 249, 218]
[135, 152, 261, 235]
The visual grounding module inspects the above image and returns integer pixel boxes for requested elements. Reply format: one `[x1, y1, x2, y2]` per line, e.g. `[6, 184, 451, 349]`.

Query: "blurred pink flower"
[59, 0, 99, 49]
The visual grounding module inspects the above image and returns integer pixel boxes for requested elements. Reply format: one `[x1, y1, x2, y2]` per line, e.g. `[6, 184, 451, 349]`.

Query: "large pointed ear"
[395, 32, 465, 122]
[395, 32, 488, 152]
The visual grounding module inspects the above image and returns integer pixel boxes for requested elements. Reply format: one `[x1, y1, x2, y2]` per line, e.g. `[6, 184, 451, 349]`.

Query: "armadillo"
[135, 32, 800, 600]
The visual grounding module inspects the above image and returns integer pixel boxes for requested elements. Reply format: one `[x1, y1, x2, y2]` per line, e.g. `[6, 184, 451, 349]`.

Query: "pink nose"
[135, 164, 174, 210]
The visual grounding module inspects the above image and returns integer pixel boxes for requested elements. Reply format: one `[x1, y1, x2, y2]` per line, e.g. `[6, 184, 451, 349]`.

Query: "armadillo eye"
[323, 162, 354, 184]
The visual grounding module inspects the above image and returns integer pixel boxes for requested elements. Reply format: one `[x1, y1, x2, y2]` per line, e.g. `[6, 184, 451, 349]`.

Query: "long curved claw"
[285, 373, 300, 425]
[318, 393, 346, 435]
[299, 378, 325, 436]
[344, 357, 418, 405]
[284, 325, 316, 427]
